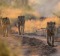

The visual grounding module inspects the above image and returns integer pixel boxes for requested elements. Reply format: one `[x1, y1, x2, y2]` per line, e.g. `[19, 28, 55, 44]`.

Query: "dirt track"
[0, 33, 58, 56]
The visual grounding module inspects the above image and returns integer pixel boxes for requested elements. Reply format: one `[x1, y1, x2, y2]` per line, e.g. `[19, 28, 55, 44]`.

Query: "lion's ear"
[54, 22, 56, 25]
[47, 22, 49, 25]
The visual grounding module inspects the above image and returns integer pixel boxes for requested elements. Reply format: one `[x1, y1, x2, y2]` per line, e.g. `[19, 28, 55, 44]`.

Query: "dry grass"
[0, 7, 59, 33]
[12, 17, 59, 33]
[0, 40, 10, 56]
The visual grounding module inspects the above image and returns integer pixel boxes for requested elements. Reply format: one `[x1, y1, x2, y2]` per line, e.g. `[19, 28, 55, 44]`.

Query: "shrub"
[0, 40, 10, 56]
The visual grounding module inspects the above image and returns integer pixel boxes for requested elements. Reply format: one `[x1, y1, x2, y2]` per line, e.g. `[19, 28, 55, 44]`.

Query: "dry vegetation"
[12, 17, 59, 33]
[25, 17, 59, 33]
[0, 7, 59, 33]
[0, 7, 59, 56]
[0, 39, 10, 56]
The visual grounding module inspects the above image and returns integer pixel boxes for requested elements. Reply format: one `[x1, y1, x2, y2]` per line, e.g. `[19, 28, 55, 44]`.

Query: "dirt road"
[0, 34, 59, 56]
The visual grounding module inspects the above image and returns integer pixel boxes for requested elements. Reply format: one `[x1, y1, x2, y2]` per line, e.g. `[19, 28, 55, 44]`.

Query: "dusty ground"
[0, 33, 57, 56]
[0, 19, 60, 56]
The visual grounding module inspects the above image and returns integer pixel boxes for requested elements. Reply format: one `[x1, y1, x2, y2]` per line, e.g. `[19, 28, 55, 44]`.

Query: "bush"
[0, 40, 10, 56]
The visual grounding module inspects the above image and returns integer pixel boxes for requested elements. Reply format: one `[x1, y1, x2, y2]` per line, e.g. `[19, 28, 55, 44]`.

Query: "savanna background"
[0, 0, 60, 32]
[0, 0, 60, 56]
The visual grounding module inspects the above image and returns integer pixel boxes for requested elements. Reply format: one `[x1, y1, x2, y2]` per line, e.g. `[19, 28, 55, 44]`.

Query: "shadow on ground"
[22, 37, 57, 56]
